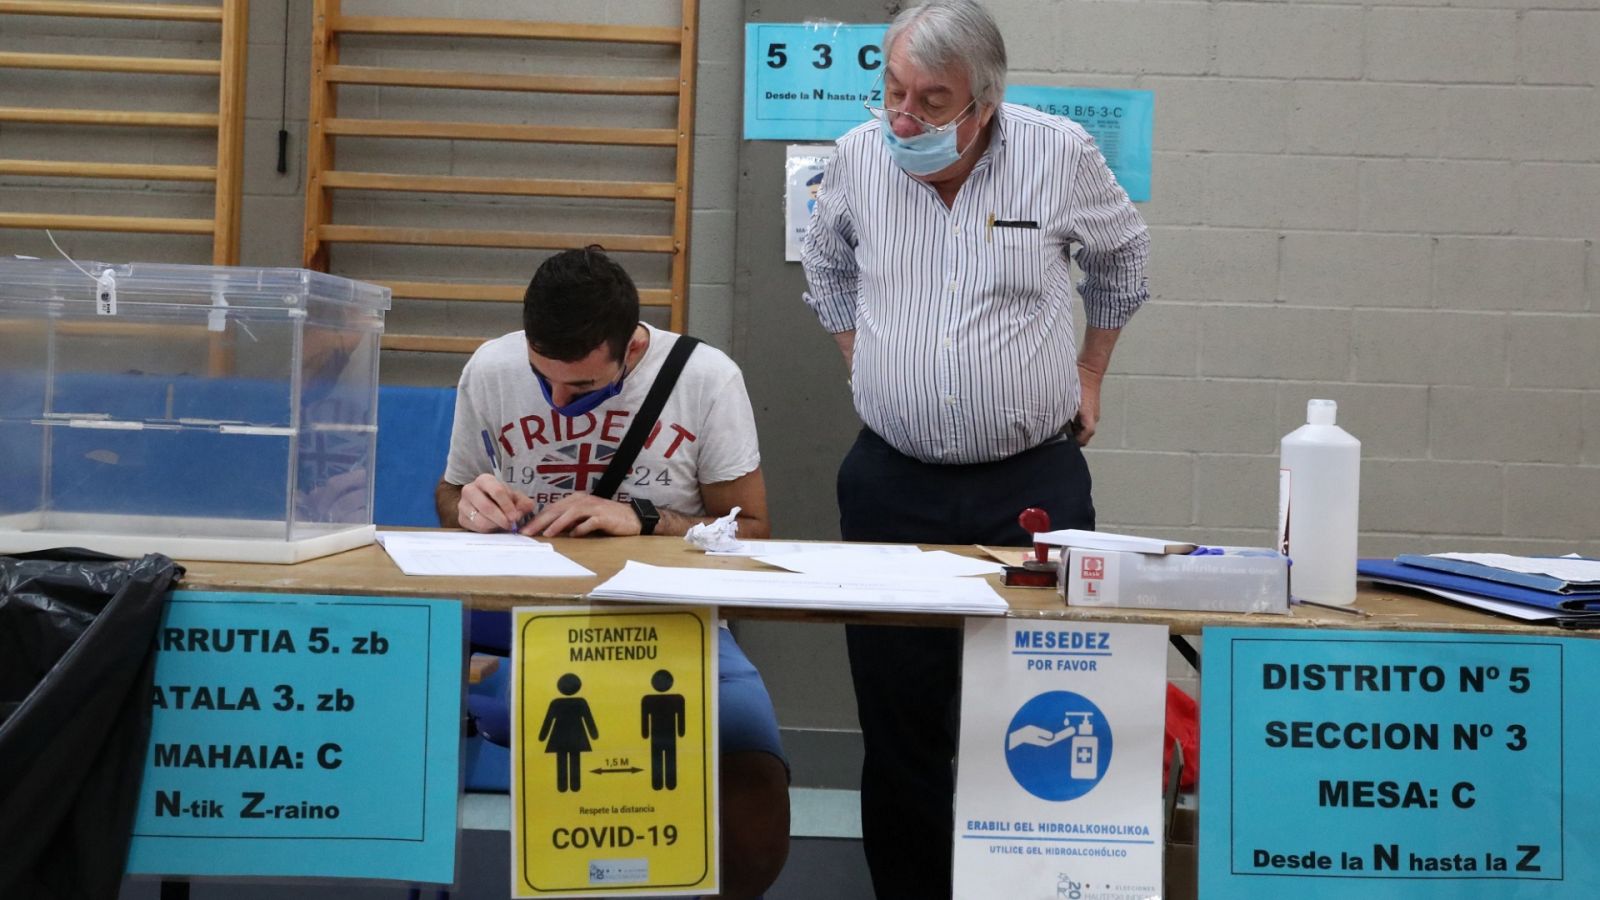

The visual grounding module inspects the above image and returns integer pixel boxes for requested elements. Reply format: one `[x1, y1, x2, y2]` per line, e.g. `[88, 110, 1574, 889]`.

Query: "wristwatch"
[629, 497, 660, 536]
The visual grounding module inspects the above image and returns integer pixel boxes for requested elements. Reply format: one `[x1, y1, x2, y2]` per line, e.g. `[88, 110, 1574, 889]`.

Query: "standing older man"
[800, 1, 1150, 896]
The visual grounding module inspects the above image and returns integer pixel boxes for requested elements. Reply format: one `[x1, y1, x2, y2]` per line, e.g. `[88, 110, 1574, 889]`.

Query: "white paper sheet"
[588, 561, 1010, 615]
[754, 548, 1004, 579]
[375, 531, 594, 578]
[1431, 552, 1600, 585]
[1032, 528, 1197, 555]
[706, 540, 921, 558]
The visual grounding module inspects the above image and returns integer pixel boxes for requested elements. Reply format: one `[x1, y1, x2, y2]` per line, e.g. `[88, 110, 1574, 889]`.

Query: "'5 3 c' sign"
[761, 36, 882, 72]
[744, 23, 887, 140]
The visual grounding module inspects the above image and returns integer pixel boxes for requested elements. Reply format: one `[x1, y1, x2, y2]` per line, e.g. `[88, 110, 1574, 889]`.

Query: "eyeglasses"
[862, 76, 978, 136]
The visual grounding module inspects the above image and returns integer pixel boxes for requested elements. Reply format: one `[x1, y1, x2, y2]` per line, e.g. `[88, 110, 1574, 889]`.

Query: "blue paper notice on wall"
[743, 23, 1154, 201]
[1200, 627, 1600, 899]
[1004, 86, 1152, 202]
[126, 591, 462, 885]
[744, 23, 888, 142]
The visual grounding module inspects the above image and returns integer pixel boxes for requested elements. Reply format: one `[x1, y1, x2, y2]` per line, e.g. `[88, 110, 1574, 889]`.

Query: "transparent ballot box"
[0, 260, 391, 563]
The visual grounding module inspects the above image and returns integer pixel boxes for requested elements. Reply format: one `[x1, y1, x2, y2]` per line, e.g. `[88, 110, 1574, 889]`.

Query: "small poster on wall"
[744, 23, 886, 142]
[784, 144, 834, 262]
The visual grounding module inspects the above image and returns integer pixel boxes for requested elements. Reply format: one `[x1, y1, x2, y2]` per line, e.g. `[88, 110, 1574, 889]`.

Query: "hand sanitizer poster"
[954, 620, 1168, 900]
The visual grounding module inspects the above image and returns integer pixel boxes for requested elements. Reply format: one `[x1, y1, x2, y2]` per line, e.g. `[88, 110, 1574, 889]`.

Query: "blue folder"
[1359, 558, 1600, 613]
[1395, 553, 1600, 595]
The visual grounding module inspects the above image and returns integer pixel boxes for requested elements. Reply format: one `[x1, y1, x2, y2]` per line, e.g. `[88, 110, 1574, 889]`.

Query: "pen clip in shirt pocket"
[985, 212, 1050, 299]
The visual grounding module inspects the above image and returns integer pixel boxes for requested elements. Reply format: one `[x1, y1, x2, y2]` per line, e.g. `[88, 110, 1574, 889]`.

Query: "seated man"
[436, 247, 789, 899]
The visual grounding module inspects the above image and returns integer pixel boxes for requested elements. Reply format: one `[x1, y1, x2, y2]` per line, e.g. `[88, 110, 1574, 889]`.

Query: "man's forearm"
[1078, 326, 1121, 378]
[656, 508, 771, 540]
[833, 329, 855, 370]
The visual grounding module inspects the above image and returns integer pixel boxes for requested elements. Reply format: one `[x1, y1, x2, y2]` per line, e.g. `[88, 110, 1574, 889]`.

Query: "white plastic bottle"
[1278, 399, 1361, 605]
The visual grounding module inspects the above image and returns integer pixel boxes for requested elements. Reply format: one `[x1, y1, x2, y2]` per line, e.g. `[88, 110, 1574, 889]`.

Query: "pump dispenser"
[1278, 399, 1361, 605]
[1068, 713, 1098, 780]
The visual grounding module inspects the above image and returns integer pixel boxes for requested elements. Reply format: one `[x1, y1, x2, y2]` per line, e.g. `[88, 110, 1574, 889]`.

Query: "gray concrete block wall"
[1011, 0, 1600, 558]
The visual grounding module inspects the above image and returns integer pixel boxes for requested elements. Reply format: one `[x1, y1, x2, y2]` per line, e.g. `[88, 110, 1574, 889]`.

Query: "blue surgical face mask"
[532, 361, 628, 418]
[879, 100, 978, 177]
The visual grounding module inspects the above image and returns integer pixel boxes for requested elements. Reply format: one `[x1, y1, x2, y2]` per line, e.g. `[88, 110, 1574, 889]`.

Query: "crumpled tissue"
[684, 506, 743, 552]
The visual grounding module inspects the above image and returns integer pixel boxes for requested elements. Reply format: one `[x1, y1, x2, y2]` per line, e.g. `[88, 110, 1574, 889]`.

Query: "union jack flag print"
[536, 442, 615, 492]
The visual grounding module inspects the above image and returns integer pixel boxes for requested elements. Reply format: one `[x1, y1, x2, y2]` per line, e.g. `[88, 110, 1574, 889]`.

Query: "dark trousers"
[839, 428, 1095, 900]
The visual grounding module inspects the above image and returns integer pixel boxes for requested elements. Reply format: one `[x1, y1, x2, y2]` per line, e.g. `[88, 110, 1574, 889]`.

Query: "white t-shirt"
[444, 325, 760, 517]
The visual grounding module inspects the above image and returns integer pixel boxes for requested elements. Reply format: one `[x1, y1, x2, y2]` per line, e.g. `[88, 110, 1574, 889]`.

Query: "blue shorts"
[715, 625, 787, 768]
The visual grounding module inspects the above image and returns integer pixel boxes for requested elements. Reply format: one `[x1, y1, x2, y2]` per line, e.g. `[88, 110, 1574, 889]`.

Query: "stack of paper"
[754, 547, 1003, 579]
[588, 562, 1010, 615]
[706, 540, 920, 558]
[376, 531, 595, 578]
[1032, 529, 1197, 555]
[1359, 553, 1600, 625]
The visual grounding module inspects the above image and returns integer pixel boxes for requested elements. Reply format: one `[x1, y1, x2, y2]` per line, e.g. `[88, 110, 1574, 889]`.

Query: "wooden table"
[173, 536, 1588, 900]
[174, 536, 1580, 637]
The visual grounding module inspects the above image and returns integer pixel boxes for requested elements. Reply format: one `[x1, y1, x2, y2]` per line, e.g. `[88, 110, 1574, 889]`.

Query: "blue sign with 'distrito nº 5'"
[1201, 627, 1600, 899]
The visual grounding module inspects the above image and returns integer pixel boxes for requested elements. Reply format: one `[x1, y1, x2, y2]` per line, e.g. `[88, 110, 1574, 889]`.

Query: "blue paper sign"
[1003, 86, 1153, 202]
[1200, 628, 1600, 898]
[743, 23, 1154, 200]
[743, 23, 887, 142]
[126, 591, 463, 884]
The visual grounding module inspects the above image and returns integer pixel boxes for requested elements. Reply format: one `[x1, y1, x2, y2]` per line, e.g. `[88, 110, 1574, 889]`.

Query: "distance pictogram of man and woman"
[538, 669, 687, 793]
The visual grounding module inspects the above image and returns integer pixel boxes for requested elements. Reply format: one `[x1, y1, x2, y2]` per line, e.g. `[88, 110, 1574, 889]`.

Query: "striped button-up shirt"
[801, 103, 1150, 465]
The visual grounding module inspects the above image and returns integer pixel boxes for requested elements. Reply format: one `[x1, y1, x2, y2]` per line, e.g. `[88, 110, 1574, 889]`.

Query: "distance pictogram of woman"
[641, 669, 686, 791]
[539, 673, 599, 793]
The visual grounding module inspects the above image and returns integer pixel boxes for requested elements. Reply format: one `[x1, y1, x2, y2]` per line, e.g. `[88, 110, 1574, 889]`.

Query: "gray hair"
[884, 0, 1008, 109]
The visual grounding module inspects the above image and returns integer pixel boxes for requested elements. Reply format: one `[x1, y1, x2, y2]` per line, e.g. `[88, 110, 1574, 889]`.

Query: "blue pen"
[479, 429, 500, 468]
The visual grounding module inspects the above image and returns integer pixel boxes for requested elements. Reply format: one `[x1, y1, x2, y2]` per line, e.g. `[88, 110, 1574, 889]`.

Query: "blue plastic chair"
[371, 386, 512, 793]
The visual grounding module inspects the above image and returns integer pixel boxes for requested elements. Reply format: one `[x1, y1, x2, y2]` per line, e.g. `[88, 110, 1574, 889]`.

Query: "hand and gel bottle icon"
[1005, 696, 1111, 801]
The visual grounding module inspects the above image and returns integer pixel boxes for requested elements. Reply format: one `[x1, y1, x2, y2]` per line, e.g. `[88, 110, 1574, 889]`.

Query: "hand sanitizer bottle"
[1278, 399, 1361, 605]
[1069, 714, 1098, 780]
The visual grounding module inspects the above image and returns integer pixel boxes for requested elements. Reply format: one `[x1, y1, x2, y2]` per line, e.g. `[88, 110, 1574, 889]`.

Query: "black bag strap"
[591, 335, 702, 500]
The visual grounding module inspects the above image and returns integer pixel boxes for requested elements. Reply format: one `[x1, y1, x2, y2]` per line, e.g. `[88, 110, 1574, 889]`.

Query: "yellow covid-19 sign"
[510, 605, 717, 898]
